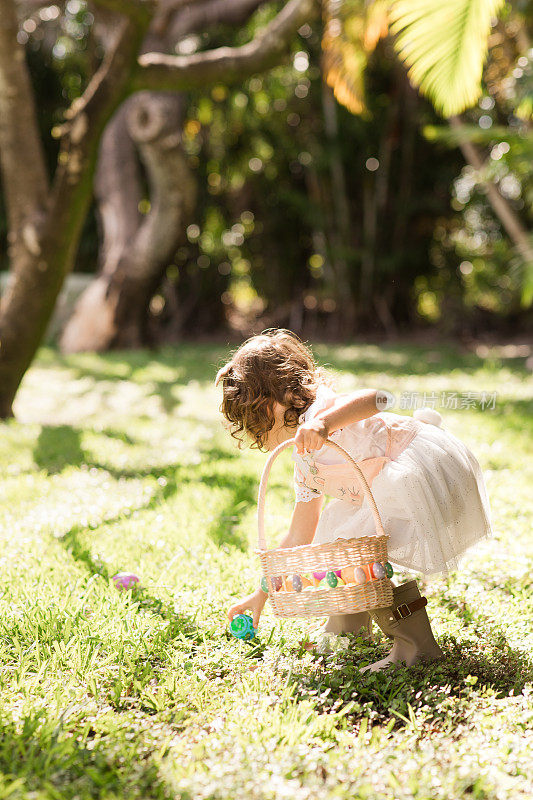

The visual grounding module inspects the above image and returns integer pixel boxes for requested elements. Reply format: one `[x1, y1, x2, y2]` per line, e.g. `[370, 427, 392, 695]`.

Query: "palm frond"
[423, 123, 527, 148]
[322, 0, 390, 115]
[364, 0, 390, 51]
[389, 0, 505, 117]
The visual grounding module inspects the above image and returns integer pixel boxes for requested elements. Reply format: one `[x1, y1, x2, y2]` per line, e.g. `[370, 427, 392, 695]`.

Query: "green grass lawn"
[0, 340, 531, 800]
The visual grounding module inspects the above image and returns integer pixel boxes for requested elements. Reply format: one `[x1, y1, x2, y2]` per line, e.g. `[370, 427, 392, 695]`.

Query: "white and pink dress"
[292, 385, 493, 576]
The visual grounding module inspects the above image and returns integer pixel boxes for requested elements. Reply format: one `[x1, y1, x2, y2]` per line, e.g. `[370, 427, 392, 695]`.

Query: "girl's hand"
[294, 418, 328, 454]
[227, 588, 267, 629]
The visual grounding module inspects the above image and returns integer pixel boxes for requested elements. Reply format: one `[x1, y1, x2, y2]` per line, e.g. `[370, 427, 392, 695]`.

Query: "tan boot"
[361, 580, 443, 673]
[324, 612, 373, 639]
[308, 611, 373, 652]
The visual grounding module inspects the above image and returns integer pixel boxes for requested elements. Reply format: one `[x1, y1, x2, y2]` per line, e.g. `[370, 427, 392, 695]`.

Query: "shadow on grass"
[51, 344, 229, 386]
[317, 341, 532, 379]
[0, 708, 178, 800]
[33, 420, 257, 552]
[200, 469, 257, 551]
[33, 423, 148, 476]
[31, 341, 530, 440]
[46, 437, 256, 644]
[60, 525, 201, 643]
[32, 420, 193, 502]
[84, 449, 255, 551]
[285, 626, 533, 730]
[34, 425, 85, 474]
[478, 397, 533, 433]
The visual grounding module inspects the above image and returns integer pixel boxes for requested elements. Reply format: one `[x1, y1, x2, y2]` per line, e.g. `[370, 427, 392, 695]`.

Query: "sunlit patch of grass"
[0, 340, 531, 798]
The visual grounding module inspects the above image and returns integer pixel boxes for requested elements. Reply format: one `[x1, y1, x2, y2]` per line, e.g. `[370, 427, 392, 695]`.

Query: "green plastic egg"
[317, 576, 346, 589]
[385, 562, 394, 578]
[326, 571, 338, 588]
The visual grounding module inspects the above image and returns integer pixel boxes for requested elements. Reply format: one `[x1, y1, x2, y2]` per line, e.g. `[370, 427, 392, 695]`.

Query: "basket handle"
[257, 437, 385, 551]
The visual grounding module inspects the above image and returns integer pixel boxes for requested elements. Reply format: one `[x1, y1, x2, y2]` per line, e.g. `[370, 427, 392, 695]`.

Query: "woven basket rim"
[255, 533, 389, 556]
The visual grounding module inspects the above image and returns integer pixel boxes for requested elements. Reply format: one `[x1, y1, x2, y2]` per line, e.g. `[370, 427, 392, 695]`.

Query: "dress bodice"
[292, 385, 419, 505]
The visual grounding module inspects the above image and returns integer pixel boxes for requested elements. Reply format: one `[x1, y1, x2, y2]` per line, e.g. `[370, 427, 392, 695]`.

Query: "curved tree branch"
[89, 0, 154, 22]
[155, 0, 195, 14]
[60, 92, 196, 352]
[135, 0, 317, 91]
[449, 115, 533, 266]
[0, 0, 318, 415]
[144, 0, 203, 33]
[147, 0, 268, 52]
[162, 0, 266, 39]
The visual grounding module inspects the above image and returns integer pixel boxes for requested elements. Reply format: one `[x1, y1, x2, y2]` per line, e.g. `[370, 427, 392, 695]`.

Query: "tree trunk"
[0, 15, 148, 416]
[0, 1, 49, 232]
[360, 85, 398, 327]
[61, 91, 196, 352]
[0, 0, 51, 417]
[321, 83, 356, 333]
[0, 0, 315, 417]
[61, 0, 273, 353]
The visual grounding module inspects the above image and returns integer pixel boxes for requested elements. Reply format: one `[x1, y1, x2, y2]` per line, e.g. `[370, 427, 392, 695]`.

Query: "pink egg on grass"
[112, 572, 140, 590]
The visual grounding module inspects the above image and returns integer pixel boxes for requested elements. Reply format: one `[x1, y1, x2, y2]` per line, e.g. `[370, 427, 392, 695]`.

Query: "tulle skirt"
[313, 421, 493, 575]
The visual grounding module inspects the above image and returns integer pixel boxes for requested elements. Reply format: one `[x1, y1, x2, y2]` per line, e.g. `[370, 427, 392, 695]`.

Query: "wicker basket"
[257, 437, 394, 618]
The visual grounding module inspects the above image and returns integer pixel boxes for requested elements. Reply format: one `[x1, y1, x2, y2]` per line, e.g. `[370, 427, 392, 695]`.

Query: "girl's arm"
[227, 495, 323, 627]
[278, 493, 324, 548]
[294, 389, 379, 453]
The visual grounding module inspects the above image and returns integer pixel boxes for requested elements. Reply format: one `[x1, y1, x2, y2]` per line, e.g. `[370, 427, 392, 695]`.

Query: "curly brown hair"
[215, 329, 328, 450]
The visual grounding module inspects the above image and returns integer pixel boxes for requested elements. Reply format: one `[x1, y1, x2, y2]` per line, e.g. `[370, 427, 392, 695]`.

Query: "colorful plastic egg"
[292, 574, 303, 593]
[312, 569, 341, 581]
[341, 566, 355, 584]
[353, 567, 367, 585]
[316, 576, 346, 590]
[326, 571, 338, 588]
[271, 576, 283, 592]
[385, 562, 394, 578]
[260, 576, 269, 593]
[112, 572, 140, 590]
[371, 562, 386, 579]
[230, 614, 256, 640]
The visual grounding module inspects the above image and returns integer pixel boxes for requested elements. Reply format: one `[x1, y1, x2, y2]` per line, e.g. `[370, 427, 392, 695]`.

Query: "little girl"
[218, 329, 493, 671]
